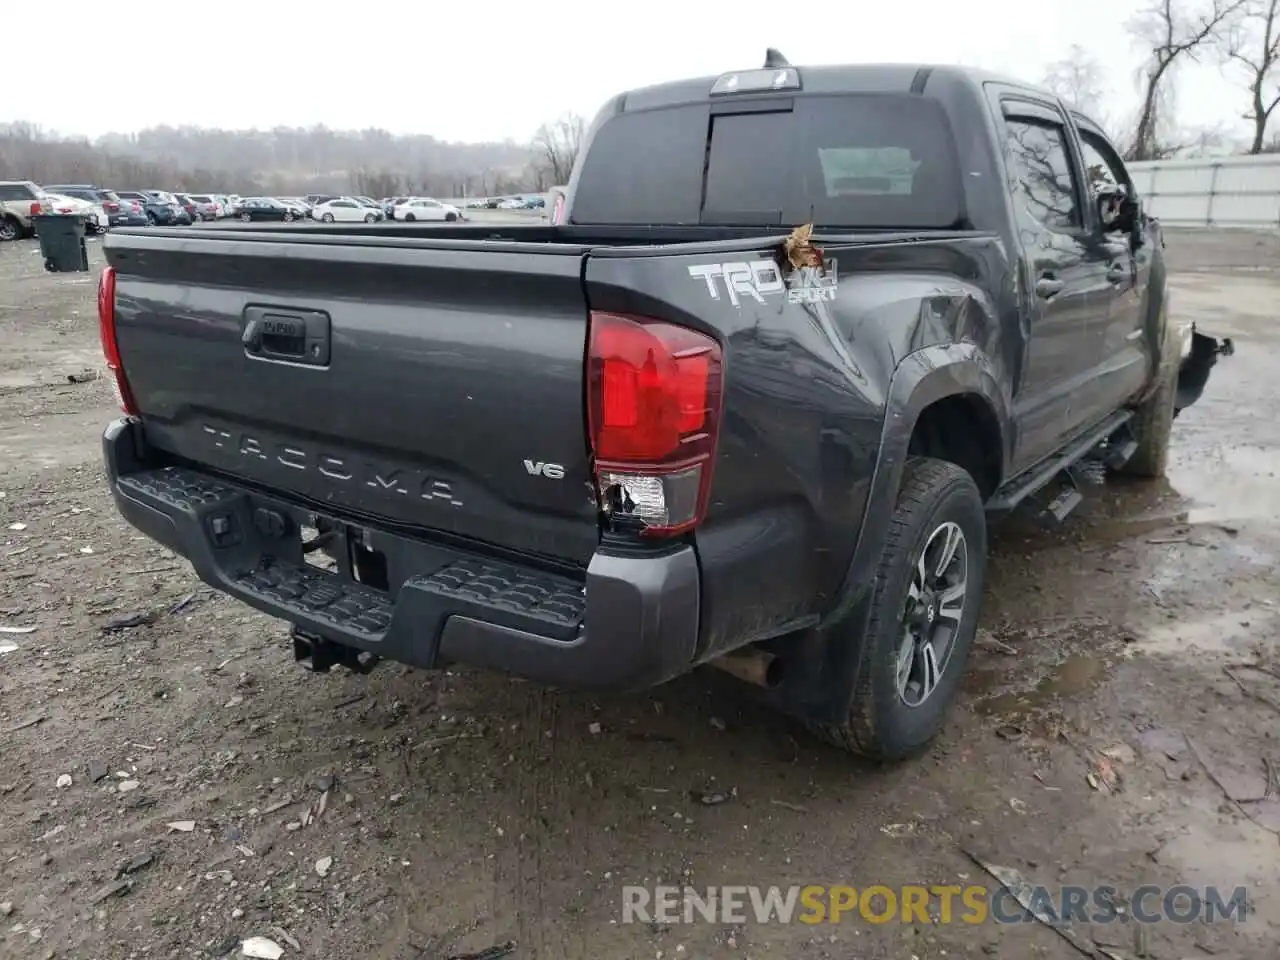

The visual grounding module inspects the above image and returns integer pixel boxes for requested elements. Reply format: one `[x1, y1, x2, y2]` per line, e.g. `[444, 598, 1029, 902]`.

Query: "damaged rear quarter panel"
[585, 235, 1014, 659]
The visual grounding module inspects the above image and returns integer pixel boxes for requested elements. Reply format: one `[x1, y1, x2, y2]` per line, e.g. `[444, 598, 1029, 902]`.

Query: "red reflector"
[97, 266, 139, 416]
[29, 201, 41, 216]
[587, 312, 723, 536]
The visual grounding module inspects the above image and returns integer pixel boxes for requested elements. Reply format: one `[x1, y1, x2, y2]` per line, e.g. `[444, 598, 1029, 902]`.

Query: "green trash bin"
[32, 214, 89, 273]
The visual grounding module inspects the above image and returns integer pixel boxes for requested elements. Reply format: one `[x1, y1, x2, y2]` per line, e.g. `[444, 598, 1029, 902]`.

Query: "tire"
[284, 211, 294, 222]
[364, 213, 376, 223]
[445, 212, 457, 222]
[807, 458, 988, 761]
[321, 213, 335, 223]
[404, 213, 416, 222]
[241, 213, 252, 222]
[0, 217, 21, 241]
[194, 212, 204, 222]
[146, 213, 158, 226]
[1116, 329, 1177, 479]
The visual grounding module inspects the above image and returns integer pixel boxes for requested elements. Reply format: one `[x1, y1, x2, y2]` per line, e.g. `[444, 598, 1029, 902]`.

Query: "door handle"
[1035, 276, 1065, 299]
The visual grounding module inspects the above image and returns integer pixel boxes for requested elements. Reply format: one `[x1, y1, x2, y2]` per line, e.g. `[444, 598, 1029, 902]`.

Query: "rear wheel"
[445, 212, 458, 222]
[807, 458, 987, 761]
[364, 212, 376, 223]
[404, 213, 416, 222]
[146, 212, 158, 226]
[0, 217, 21, 241]
[241, 212, 251, 222]
[321, 213, 335, 223]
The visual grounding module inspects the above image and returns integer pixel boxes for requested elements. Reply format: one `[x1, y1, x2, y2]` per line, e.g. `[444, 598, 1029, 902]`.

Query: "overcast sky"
[11, 0, 1246, 143]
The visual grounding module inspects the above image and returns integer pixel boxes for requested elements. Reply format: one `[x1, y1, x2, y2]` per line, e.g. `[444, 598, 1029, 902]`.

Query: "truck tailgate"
[105, 233, 599, 565]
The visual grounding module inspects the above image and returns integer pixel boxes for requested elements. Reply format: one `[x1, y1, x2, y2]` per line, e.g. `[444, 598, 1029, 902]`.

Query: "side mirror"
[1096, 187, 1143, 247]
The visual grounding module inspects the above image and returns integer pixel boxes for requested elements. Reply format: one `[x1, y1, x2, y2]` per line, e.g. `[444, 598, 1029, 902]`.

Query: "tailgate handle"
[242, 306, 331, 366]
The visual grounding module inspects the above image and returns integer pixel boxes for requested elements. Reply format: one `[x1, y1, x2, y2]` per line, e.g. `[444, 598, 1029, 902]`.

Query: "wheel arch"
[759, 345, 1009, 726]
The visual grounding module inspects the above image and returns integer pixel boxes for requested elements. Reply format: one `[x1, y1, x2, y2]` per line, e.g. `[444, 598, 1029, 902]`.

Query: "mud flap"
[1174, 329, 1234, 417]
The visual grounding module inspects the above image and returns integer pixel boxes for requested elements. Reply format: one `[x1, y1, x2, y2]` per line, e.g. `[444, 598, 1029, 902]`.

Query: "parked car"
[173, 193, 200, 223]
[225, 195, 243, 216]
[276, 198, 312, 219]
[305, 194, 338, 206]
[0, 180, 51, 241]
[145, 191, 192, 225]
[312, 197, 382, 223]
[184, 194, 222, 221]
[95, 56, 1236, 764]
[237, 197, 299, 222]
[382, 196, 409, 218]
[116, 191, 182, 226]
[43, 193, 108, 233]
[353, 197, 385, 218]
[43, 185, 147, 229]
[393, 197, 460, 222]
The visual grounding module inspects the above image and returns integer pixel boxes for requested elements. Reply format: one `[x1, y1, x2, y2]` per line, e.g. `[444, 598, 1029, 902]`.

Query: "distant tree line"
[0, 113, 587, 198]
[1042, 0, 1280, 159]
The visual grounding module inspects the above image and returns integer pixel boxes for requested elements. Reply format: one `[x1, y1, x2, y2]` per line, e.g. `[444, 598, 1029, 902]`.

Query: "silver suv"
[0, 180, 51, 241]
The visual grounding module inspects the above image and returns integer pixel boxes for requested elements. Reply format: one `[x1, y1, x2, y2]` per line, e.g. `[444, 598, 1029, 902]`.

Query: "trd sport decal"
[687, 260, 838, 307]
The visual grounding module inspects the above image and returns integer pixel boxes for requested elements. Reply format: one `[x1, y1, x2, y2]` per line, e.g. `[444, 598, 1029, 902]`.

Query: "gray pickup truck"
[97, 54, 1230, 760]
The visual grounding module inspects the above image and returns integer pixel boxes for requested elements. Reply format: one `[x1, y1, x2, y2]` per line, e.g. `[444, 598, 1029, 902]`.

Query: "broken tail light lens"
[97, 266, 139, 416]
[587, 312, 723, 537]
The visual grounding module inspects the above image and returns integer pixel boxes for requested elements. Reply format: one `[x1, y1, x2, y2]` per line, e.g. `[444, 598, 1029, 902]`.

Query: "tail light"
[97, 267, 139, 415]
[587, 312, 723, 537]
[29, 201, 43, 216]
[104, 201, 119, 212]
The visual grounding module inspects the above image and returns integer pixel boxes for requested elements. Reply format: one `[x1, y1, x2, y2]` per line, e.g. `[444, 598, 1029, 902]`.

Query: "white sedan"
[44, 193, 108, 233]
[393, 197, 461, 222]
[311, 198, 382, 223]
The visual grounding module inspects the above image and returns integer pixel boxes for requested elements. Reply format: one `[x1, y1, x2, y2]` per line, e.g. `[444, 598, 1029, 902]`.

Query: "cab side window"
[1004, 119, 1082, 232]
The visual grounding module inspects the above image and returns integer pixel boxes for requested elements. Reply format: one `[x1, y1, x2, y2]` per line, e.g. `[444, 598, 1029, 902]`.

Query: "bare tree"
[1221, 0, 1280, 152]
[1127, 0, 1246, 160]
[532, 113, 584, 186]
[1043, 44, 1108, 118]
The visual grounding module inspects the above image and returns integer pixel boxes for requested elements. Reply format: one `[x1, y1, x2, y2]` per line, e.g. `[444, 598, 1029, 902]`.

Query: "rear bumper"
[103, 418, 700, 689]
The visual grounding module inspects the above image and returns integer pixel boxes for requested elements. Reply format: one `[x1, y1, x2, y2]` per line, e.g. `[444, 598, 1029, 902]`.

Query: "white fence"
[1127, 154, 1280, 229]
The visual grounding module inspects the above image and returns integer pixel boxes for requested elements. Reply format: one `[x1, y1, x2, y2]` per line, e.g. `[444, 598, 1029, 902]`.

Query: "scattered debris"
[962, 850, 1095, 957]
[101, 611, 158, 632]
[66, 370, 98, 384]
[588, 721, 602, 735]
[312, 774, 336, 793]
[976, 631, 1018, 656]
[6, 716, 45, 733]
[224, 695, 244, 709]
[709, 717, 727, 732]
[240, 937, 285, 959]
[315, 856, 333, 877]
[168, 592, 197, 615]
[1146, 535, 1189, 544]
[119, 852, 155, 876]
[880, 822, 918, 838]
[0, 902, 12, 917]
[1087, 756, 1119, 793]
[262, 796, 295, 815]
[55, 774, 72, 789]
[7, 522, 26, 531]
[1009, 797, 1028, 815]
[782, 223, 823, 271]
[117, 780, 140, 794]
[0, 641, 17, 655]
[89, 879, 132, 905]
[693, 787, 737, 806]
[445, 942, 517, 960]
[995, 724, 1024, 740]
[88, 760, 108, 783]
[770, 799, 809, 813]
[0, 624, 37, 634]
[166, 821, 196, 833]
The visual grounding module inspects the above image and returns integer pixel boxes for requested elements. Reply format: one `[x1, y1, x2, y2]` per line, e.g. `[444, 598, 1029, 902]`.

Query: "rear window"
[571, 94, 964, 229]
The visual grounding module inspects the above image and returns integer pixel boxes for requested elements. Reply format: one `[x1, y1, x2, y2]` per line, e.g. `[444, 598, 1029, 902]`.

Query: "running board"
[986, 410, 1134, 513]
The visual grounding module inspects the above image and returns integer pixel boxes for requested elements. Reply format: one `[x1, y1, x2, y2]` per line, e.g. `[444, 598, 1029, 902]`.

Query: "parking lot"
[2, 229, 1279, 960]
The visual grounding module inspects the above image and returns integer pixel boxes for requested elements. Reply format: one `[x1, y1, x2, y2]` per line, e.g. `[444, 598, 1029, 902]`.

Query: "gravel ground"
[1, 228, 1279, 960]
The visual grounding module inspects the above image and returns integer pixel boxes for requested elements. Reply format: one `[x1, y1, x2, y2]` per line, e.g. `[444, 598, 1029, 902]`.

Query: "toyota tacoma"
[97, 53, 1231, 760]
